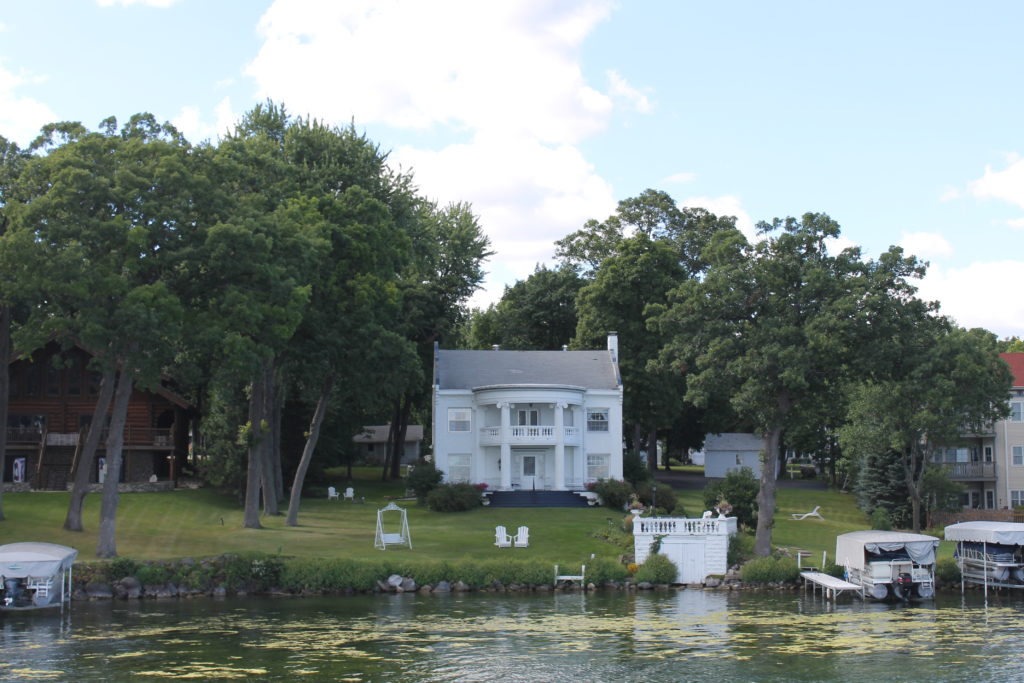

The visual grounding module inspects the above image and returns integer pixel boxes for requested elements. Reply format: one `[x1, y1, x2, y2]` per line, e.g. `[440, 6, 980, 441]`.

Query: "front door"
[521, 454, 537, 490]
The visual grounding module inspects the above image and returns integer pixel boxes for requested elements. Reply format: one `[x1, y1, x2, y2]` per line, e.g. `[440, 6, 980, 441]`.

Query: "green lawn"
[3, 473, 943, 566]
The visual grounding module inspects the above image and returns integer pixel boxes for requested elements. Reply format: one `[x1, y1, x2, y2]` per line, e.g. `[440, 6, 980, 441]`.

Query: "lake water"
[1, 589, 1021, 681]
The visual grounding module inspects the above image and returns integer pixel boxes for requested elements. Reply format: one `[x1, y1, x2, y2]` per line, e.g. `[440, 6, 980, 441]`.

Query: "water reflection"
[0, 590, 1021, 681]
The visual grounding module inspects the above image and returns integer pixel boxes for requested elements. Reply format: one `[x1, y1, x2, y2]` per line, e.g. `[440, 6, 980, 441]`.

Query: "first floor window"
[587, 409, 609, 432]
[1012, 490, 1024, 507]
[587, 453, 609, 480]
[1013, 446, 1024, 466]
[448, 408, 471, 432]
[447, 453, 471, 483]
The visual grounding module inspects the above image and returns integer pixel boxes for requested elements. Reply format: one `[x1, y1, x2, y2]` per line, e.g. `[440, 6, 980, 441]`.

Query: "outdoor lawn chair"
[494, 525, 512, 548]
[344, 487, 355, 502]
[327, 486, 340, 501]
[791, 505, 823, 520]
[513, 526, 529, 548]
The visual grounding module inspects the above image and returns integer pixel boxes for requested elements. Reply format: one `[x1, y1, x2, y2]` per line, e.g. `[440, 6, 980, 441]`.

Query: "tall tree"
[5, 115, 191, 554]
[463, 264, 584, 350]
[840, 323, 1012, 531]
[0, 134, 30, 521]
[653, 213, 927, 555]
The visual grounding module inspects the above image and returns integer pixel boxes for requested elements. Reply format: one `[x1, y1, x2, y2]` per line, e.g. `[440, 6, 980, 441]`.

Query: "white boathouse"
[633, 516, 737, 584]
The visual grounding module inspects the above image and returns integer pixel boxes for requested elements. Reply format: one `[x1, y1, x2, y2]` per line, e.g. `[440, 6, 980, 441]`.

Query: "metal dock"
[800, 571, 863, 600]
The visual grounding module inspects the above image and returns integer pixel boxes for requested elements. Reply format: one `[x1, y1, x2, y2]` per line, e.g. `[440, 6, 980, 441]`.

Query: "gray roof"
[353, 425, 424, 444]
[436, 349, 620, 391]
[704, 433, 765, 452]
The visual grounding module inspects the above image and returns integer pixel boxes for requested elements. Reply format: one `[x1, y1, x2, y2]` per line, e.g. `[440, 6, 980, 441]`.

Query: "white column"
[554, 402, 566, 490]
[500, 402, 512, 490]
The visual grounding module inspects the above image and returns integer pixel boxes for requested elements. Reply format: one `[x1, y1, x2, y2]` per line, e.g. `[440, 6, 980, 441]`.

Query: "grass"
[4, 470, 955, 566]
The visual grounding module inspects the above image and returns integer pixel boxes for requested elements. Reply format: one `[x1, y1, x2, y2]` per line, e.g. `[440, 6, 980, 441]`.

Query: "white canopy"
[0, 543, 78, 579]
[944, 521, 1024, 546]
[836, 531, 939, 570]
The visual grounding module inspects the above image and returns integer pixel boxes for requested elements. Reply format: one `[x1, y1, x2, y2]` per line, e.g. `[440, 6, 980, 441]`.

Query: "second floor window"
[448, 408, 471, 432]
[1012, 402, 1023, 423]
[1013, 446, 1024, 466]
[587, 409, 608, 432]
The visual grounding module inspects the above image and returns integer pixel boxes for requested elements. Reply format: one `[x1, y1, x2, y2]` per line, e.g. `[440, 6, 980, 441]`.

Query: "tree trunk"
[271, 375, 285, 503]
[0, 305, 9, 521]
[646, 426, 658, 471]
[904, 446, 924, 532]
[390, 397, 412, 480]
[286, 375, 333, 526]
[632, 423, 642, 460]
[382, 400, 400, 481]
[242, 361, 268, 529]
[259, 359, 280, 516]
[64, 365, 117, 531]
[95, 369, 134, 558]
[754, 392, 791, 557]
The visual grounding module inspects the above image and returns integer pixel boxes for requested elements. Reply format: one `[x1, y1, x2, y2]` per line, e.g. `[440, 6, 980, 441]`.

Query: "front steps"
[486, 490, 590, 508]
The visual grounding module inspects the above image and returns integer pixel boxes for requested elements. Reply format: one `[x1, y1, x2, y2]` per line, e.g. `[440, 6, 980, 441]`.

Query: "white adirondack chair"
[513, 526, 530, 548]
[344, 487, 355, 502]
[327, 486, 339, 501]
[494, 525, 512, 548]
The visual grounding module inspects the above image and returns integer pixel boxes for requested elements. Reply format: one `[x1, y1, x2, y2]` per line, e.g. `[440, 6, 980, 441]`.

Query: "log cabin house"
[4, 342, 190, 490]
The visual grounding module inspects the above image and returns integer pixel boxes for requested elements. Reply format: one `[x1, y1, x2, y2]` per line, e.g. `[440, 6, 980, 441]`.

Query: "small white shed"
[703, 433, 766, 479]
[634, 516, 737, 584]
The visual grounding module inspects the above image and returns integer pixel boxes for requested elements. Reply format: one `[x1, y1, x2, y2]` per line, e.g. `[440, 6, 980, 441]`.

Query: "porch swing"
[374, 501, 412, 550]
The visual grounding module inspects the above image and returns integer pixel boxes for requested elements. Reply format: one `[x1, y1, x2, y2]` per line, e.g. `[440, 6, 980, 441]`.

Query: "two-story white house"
[432, 334, 623, 491]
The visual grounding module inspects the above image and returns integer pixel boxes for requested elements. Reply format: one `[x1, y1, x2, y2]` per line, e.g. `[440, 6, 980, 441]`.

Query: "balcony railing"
[479, 426, 581, 447]
[942, 462, 996, 481]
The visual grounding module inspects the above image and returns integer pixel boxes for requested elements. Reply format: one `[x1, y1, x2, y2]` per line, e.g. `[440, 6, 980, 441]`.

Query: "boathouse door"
[663, 540, 706, 584]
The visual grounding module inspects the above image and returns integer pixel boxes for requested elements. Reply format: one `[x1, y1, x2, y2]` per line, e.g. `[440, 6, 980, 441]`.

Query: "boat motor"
[893, 572, 913, 600]
[3, 577, 22, 605]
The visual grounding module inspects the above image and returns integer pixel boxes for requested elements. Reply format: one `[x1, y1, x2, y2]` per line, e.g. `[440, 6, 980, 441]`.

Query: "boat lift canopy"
[944, 521, 1024, 546]
[836, 531, 939, 570]
[0, 543, 78, 578]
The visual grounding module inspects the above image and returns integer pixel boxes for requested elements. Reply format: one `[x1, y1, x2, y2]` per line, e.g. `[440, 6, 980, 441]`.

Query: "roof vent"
[492, 344, 500, 351]
[562, 345, 568, 351]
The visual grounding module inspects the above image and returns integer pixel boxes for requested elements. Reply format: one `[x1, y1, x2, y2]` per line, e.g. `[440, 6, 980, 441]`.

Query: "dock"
[800, 571, 863, 600]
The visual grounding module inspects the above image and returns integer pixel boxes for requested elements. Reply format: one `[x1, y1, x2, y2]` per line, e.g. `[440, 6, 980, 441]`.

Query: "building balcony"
[943, 462, 996, 481]
[479, 426, 581, 447]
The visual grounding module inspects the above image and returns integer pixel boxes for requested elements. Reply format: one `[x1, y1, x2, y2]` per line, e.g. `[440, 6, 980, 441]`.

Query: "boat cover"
[0, 543, 78, 579]
[944, 521, 1024, 546]
[836, 531, 939, 570]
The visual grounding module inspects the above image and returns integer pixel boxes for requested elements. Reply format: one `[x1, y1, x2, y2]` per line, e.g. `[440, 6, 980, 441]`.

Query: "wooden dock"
[800, 571, 863, 600]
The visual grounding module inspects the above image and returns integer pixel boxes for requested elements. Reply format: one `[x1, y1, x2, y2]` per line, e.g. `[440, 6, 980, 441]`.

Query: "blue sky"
[2, 0, 1022, 337]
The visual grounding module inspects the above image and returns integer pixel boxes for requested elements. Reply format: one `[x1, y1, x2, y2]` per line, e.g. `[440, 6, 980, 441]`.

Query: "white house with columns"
[431, 334, 623, 491]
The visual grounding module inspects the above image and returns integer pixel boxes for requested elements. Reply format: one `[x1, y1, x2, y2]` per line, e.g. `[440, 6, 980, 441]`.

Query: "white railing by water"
[634, 517, 737, 536]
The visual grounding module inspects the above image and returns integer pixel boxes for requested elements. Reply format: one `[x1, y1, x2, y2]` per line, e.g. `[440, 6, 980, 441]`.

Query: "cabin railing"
[942, 462, 996, 481]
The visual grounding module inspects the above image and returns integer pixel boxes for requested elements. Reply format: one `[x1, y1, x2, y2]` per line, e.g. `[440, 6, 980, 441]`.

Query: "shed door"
[664, 541, 706, 584]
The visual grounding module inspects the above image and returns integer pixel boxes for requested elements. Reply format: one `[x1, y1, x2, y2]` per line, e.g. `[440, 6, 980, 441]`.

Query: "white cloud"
[0, 62, 57, 147]
[663, 172, 697, 184]
[917, 261, 1024, 338]
[968, 155, 1024, 209]
[96, 0, 181, 7]
[825, 235, 858, 255]
[679, 195, 756, 241]
[171, 97, 237, 144]
[607, 69, 651, 113]
[939, 186, 961, 202]
[246, 0, 646, 305]
[1006, 218, 1024, 230]
[396, 130, 616, 307]
[898, 231, 954, 260]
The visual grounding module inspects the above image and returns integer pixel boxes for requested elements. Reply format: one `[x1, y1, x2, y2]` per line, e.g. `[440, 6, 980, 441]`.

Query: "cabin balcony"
[479, 426, 581, 447]
[943, 462, 996, 481]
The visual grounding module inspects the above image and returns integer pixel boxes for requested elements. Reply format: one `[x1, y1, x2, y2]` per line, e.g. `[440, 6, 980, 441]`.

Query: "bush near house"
[588, 478, 633, 510]
[405, 461, 444, 503]
[425, 483, 483, 512]
[634, 553, 678, 584]
[703, 468, 759, 528]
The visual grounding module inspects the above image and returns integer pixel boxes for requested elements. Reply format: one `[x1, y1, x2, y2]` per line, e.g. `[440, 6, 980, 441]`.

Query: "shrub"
[426, 482, 483, 512]
[637, 481, 679, 515]
[740, 556, 800, 584]
[634, 553, 678, 584]
[135, 563, 172, 586]
[728, 532, 755, 567]
[107, 557, 139, 581]
[591, 478, 633, 510]
[870, 507, 892, 530]
[822, 561, 845, 579]
[623, 451, 651, 487]
[935, 558, 961, 584]
[586, 557, 630, 584]
[703, 468, 759, 528]
[405, 461, 444, 503]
